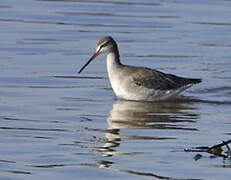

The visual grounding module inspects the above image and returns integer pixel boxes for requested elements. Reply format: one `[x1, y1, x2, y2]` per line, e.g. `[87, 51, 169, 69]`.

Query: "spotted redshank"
[78, 36, 201, 101]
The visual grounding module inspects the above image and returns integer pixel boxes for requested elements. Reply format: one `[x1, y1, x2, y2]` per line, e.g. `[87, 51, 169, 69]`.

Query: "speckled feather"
[130, 66, 201, 90]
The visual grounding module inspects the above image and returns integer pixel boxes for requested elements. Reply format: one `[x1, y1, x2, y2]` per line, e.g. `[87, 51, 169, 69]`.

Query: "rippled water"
[1, 0, 231, 179]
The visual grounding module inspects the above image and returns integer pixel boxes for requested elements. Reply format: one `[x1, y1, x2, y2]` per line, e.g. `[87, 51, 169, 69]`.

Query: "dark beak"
[78, 50, 101, 74]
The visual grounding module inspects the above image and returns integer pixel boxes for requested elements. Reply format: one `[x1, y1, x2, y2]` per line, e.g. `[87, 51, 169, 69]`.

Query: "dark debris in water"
[185, 139, 231, 161]
[80, 117, 93, 122]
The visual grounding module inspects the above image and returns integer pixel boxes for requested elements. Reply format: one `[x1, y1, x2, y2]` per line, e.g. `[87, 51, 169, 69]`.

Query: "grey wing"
[132, 68, 201, 90]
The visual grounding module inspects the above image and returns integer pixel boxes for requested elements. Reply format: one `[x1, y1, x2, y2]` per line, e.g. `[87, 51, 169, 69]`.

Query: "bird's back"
[124, 66, 201, 90]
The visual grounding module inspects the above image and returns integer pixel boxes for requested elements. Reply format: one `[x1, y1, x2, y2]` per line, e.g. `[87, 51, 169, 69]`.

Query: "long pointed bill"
[78, 50, 101, 74]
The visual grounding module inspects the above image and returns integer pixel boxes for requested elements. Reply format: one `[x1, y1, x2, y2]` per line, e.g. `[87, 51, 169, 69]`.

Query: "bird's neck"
[106, 50, 122, 72]
[106, 50, 123, 93]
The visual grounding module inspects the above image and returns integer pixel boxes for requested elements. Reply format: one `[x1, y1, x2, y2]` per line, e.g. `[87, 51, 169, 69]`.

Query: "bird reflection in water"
[99, 98, 199, 157]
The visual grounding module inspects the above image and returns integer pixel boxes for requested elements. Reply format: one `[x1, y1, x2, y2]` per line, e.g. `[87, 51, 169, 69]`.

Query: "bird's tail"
[188, 78, 202, 84]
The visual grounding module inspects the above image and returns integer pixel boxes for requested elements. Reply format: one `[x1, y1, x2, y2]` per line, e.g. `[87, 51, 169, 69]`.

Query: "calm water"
[1, 0, 231, 179]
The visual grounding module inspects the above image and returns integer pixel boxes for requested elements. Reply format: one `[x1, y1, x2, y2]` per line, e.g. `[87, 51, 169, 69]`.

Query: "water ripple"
[0, 18, 172, 28]
[38, 0, 162, 7]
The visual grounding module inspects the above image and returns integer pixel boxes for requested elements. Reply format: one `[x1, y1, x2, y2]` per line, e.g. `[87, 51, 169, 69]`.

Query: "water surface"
[1, 0, 231, 179]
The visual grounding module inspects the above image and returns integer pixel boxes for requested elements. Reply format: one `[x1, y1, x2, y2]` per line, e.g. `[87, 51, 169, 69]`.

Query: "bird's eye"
[100, 42, 109, 49]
